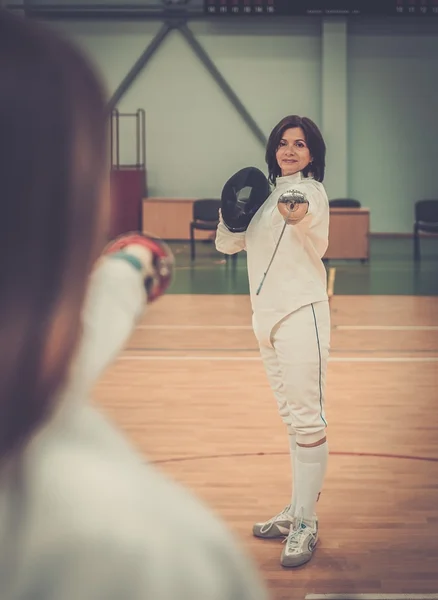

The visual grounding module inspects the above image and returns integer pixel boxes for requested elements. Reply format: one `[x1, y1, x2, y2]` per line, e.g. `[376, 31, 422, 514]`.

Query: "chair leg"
[413, 225, 420, 261]
[224, 253, 237, 265]
[190, 225, 195, 261]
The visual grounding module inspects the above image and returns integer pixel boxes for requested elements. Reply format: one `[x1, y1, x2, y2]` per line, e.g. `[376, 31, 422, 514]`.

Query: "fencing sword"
[256, 189, 308, 295]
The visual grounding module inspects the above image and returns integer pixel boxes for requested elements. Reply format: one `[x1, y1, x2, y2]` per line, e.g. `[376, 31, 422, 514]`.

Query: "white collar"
[275, 172, 305, 187]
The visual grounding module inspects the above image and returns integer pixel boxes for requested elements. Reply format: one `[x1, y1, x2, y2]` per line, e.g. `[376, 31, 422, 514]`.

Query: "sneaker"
[252, 505, 295, 539]
[280, 516, 318, 567]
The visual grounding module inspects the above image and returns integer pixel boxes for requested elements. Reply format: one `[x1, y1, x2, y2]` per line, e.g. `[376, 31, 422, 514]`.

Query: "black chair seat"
[190, 199, 237, 264]
[329, 198, 361, 208]
[192, 220, 218, 231]
[413, 200, 438, 260]
[417, 221, 438, 233]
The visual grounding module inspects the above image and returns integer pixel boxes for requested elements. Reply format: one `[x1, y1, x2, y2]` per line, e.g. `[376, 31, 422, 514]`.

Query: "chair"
[329, 198, 361, 208]
[189, 199, 237, 264]
[413, 199, 438, 261]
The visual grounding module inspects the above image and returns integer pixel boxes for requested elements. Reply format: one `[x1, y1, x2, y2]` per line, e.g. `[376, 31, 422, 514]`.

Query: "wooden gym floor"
[93, 293, 438, 600]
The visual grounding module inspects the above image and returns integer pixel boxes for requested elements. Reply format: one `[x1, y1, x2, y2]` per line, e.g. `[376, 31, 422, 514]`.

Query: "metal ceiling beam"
[108, 20, 267, 147]
[6, 2, 286, 21]
[178, 23, 267, 147]
[108, 21, 174, 111]
[7, 3, 208, 20]
[12, 1, 267, 147]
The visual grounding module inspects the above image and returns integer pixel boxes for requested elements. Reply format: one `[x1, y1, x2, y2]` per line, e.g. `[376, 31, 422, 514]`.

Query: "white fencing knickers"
[255, 301, 330, 445]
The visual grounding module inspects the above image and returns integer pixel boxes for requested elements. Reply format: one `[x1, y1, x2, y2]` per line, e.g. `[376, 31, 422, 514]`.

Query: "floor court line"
[151, 450, 438, 465]
[137, 325, 251, 330]
[128, 347, 438, 354]
[305, 595, 438, 600]
[335, 325, 438, 331]
[137, 325, 438, 331]
[118, 356, 438, 362]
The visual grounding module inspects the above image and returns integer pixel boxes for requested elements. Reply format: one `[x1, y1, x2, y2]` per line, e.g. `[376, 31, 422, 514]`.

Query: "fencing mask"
[220, 167, 271, 233]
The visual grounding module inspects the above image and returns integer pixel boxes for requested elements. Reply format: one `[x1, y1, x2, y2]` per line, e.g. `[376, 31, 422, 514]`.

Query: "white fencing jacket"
[215, 172, 329, 342]
[0, 258, 269, 600]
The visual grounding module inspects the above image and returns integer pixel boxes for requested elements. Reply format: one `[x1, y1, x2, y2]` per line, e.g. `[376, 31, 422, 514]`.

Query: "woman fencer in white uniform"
[215, 115, 330, 568]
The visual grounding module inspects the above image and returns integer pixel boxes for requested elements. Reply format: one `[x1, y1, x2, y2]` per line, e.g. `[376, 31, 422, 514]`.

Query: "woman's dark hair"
[0, 10, 108, 460]
[265, 115, 326, 185]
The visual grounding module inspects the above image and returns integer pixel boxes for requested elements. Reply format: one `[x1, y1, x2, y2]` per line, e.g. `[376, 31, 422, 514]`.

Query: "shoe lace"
[283, 512, 307, 552]
[259, 505, 292, 534]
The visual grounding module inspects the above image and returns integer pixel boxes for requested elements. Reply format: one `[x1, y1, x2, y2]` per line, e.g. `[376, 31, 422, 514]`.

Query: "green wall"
[53, 16, 438, 233]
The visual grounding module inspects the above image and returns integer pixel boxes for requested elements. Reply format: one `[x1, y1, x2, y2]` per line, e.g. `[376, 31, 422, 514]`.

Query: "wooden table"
[324, 207, 370, 260]
[142, 197, 212, 241]
[142, 198, 370, 260]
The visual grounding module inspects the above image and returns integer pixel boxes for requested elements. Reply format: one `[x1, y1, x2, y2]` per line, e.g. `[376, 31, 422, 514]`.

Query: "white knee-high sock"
[294, 441, 328, 524]
[288, 433, 297, 516]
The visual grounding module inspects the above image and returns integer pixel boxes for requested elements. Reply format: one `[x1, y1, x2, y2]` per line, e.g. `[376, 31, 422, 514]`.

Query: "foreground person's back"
[0, 261, 268, 600]
[0, 10, 268, 600]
